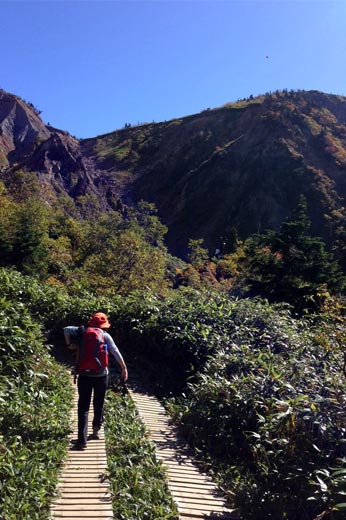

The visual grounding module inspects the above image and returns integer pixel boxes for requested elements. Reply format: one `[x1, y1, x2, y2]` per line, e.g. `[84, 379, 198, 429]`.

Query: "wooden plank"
[168, 481, 216, 490]
[59, 477, 108, 482]
[59, 480, 108, 485]
[57, 491, 108, 497]
[63, 466, 106, 472]
[52, 497, 112, 504]
[52, 505, 112, 511]
[67, 456, 106, 461]
[53, 514, 113, 519]
[175, 497, 228, 508]
[65, 460, 107, 465]
[127, 381, 235, 520]
[61, 473, 107, 477]
[168, 483, 225, 493]
[179, 515, 235, 520]
[178, 505, 235, 516]
[57, 489, 110, 495]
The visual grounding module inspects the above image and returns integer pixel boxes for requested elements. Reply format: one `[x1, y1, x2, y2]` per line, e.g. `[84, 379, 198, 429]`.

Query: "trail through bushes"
[1, 269, 345, 519]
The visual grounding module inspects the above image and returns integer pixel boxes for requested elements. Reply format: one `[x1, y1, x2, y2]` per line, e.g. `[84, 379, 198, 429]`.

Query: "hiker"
[63, 312, 128, 449]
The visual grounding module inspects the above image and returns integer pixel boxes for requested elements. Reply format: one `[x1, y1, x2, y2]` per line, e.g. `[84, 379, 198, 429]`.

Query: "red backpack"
[77, 327, 109, 374]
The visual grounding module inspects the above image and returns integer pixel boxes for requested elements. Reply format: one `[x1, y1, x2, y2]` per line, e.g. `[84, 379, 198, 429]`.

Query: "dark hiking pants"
[77, 375, 108, 444]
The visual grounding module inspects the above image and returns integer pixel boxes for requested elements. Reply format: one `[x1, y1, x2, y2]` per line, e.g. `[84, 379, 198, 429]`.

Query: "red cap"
[87, 312, 111, 329]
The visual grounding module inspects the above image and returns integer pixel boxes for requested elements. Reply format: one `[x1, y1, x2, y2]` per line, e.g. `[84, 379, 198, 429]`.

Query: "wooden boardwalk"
[51, 375, 236, 520]
[127, 378, 236, 520]
[51, 385, 113, 519]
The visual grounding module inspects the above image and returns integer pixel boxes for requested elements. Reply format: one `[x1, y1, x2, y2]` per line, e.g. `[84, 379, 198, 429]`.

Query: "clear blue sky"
[1, 0, 345, 138]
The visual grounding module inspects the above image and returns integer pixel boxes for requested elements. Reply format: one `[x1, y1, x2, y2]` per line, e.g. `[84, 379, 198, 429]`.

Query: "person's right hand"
[121, 367, 128, 382]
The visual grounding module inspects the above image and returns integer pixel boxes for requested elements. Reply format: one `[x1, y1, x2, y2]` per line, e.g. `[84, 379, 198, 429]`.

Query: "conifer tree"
[0, 221, 12, 266]
[0, 182, 14, 266]
[188, 239, 209, 269]
[247, 196, 345, 310]
[10, 200, 49, 275]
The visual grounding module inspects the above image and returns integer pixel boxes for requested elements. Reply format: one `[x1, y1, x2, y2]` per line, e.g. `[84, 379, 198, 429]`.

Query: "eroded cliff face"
[2, 88, 346, 256]
[0, 91, 122, 207]
[0, 91, 51, 167]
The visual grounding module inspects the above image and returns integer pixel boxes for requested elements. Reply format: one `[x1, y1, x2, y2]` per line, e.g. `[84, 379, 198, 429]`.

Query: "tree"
[0, 182, 15, 266]
[10, 199, 49, 275]
[129, 201, 168, 247]
[326, 207, 346, 271]
[187, 239, 209, 269]
[0, 221, 12, 266]
[46, 235, 73, 280]
[0, 179, 51, 275]
[80, 228, 169, 295]
[246, 196, 345, 310]
[220, 226, 239, 255]
[6, 170, 41, 202]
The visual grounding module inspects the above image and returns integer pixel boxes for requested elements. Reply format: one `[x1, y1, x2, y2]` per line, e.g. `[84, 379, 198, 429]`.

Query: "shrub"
[105, 391, 178, 519]
[0, 297, 72, 519]
[166, 299, 346, 519]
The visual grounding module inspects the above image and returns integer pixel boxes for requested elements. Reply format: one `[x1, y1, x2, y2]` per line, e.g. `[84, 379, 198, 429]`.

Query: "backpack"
[76, 327, 109, 374]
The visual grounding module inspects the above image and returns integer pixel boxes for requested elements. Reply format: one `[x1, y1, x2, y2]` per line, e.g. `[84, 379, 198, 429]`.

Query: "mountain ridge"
[1, 88, 346, 256]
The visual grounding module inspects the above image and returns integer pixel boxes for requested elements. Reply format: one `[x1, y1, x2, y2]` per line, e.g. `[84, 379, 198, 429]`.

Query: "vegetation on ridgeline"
[4, 89, 346, 258]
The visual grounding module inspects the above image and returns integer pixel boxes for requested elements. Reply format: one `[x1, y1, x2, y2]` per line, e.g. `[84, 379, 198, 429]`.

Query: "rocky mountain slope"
[0, 91, 121, 208]
[2, 89, 346, 256]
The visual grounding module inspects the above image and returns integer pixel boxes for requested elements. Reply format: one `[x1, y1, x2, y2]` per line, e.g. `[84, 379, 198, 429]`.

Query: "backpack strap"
[74, 326, 84, 366]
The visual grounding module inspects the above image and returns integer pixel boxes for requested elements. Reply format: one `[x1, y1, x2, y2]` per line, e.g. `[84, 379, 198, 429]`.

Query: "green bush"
[1, 267, 345, 519]
[110, 288, 239, 395]
[166, 299, 346, 519]
[0, 267, 115, 335]
[0, 294, 72, 519]
[0, 267, 71, 331]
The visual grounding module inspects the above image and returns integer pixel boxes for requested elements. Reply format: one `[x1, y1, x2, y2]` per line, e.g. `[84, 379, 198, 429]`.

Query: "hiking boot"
[92, 427, 100, 439]
[71, 440, 87, 450]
